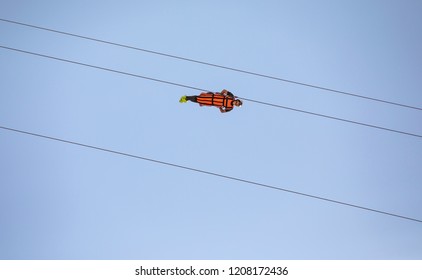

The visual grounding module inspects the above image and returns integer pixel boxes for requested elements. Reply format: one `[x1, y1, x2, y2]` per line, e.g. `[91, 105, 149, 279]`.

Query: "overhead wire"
[1, 45, 421, 139]
[1, 125, 421, 224]
[1, 17, 421, 111]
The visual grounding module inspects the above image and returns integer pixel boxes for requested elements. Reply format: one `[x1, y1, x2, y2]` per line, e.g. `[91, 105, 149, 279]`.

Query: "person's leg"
[186, 96, 198, 103]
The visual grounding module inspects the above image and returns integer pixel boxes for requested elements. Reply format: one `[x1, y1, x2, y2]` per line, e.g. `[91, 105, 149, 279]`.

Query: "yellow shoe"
[179, 95, 187, 103]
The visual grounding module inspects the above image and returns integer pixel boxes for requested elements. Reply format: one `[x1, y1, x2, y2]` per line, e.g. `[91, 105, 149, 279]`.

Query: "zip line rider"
[179, 89, 243, 113]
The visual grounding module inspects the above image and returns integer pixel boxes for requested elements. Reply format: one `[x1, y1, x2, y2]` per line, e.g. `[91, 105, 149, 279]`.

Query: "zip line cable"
[1, 45, 422, 140]
[1, 125, 421, 224]
[1, 18, 421, 112]
[239, 97, 422, 139]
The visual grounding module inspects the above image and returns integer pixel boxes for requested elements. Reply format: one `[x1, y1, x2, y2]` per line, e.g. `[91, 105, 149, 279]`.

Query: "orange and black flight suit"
[186, 91, 235, 113]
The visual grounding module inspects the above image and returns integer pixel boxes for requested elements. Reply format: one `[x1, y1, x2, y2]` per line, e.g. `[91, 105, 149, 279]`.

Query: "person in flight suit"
[179, 89, 243, 113]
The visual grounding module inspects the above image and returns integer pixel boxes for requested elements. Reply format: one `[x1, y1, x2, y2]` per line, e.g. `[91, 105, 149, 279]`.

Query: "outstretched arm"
[221, 89, 235, 98]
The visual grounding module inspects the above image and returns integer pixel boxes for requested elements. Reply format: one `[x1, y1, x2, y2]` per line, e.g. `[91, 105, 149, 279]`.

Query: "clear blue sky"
[1, 0, 421, 259]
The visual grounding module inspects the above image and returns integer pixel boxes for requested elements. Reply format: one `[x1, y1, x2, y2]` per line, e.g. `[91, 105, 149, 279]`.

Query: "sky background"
[1, 0, 421, 259]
